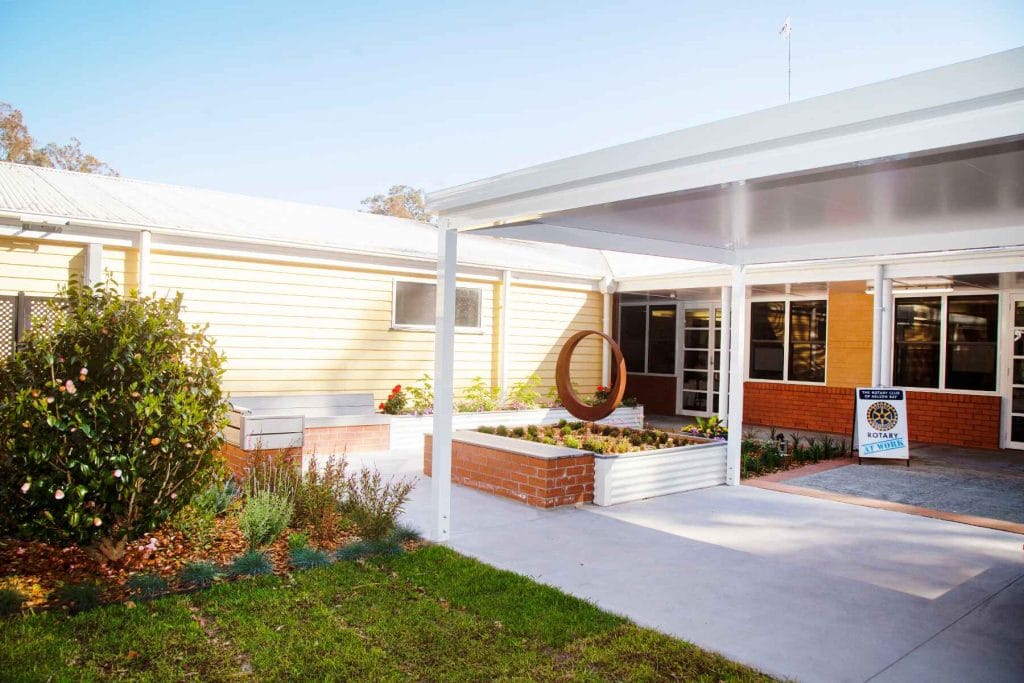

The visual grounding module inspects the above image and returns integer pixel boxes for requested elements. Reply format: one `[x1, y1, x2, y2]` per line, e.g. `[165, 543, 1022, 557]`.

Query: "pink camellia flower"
[46, 396, 54, 404]
[93, 517, 102, 527]
[113, 469, 122, 478]
[20, 482, 30, 494]
[54, 489, 65, 500]
[80, 367, 88, 376]
[65, 380, 76, 394]
[170, 492, 178, 500]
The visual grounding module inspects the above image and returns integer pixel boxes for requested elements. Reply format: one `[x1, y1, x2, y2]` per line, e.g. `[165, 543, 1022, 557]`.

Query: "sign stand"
[854, 387, 910, 466]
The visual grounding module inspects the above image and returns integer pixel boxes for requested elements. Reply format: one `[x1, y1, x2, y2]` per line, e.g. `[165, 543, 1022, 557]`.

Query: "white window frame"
[890, 291, 1000, 395]
[391, 278, 484, 333]
[617, 300, 677, 377]
[745, 297, 828, 385]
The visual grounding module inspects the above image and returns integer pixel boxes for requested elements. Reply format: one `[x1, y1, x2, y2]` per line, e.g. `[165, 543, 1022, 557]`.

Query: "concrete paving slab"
[366, 450, 1024, 683]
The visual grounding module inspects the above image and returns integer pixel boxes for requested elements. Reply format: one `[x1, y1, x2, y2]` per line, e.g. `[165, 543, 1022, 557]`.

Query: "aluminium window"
[392, 280, 482, 330]
[617, 302, 676, 374]
[749, 300, 827, 383]
[893, 294, 998, 391]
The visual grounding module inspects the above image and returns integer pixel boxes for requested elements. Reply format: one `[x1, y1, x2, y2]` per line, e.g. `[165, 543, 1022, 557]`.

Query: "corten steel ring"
[555, 330, 627, 421]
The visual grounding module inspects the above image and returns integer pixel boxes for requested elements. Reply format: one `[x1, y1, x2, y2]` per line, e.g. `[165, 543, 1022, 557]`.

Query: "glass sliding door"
[1009, 298, 1024, 449]
[678, 305, 721, 416]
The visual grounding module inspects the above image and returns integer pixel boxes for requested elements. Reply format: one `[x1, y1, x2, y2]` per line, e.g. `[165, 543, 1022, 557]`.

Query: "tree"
[0, 102, 118, 175]
[360, 185, 433, 222]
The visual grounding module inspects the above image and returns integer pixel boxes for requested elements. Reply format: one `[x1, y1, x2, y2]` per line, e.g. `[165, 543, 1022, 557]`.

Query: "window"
[393, 281, 482, 330]
[894, 294, 998, 391]
[749, 300, 827, 383]
[617, 302, 676, 374]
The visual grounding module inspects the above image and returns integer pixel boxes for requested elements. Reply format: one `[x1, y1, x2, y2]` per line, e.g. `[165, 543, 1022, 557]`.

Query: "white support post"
[600, 276, 613, 387]
[83, 243, 103, 286]
[725, 267, 746, 486]
[137, 230, 152, 296]
[871, 265, 884, 387]
[498, 270, 512, 400]
[718, 285, 731, 421]
[879, 278, 893, 387]
[430, 225, 458, 542]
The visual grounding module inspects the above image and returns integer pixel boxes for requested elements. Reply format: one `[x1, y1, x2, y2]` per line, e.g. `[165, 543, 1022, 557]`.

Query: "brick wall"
[219, 442, 303, 478]
[625, 374, 677, 415]
[424, 434, 594, 508]
[302, 424, 389, 457]
[826, 285, 874, 388]
[743, 381, 1002, 449]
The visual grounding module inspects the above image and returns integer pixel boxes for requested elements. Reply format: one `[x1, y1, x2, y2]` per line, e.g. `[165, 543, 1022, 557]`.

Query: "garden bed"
[425, 422, 726, 508]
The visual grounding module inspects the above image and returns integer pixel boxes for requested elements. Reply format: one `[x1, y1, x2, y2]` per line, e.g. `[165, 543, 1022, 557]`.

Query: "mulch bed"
[0, 515, 362, 611]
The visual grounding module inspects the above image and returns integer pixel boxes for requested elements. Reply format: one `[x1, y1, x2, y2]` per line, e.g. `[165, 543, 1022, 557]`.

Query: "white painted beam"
[725, 268, 746, 486]
[498, 269, 512, 400]
[871, 265, 884, 387]
[879, 278, 894, 387]
[430, 226, 458, 542]
[138, 230, 152, 296]
[718, 285, 731, 421]
[83, 243, 103, 286]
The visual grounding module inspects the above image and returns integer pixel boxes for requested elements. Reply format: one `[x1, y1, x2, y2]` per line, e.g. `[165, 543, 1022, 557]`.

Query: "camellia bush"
[0, 280, 227, 562]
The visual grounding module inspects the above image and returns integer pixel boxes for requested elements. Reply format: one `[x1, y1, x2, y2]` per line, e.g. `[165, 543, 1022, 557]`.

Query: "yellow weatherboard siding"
[825, 283, 874, 388]
[147, 250, 603, 404]
[0, 237, 135, 295]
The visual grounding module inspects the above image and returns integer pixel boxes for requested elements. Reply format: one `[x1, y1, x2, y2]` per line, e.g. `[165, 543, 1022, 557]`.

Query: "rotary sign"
[855, 388, 910, 462]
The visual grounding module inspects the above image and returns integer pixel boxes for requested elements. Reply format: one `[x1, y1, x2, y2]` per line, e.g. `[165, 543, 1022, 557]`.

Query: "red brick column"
[425, 434, 594, 508]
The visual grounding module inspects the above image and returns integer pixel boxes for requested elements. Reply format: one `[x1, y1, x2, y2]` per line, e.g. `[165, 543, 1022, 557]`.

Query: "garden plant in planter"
[0, 279, 227, 563]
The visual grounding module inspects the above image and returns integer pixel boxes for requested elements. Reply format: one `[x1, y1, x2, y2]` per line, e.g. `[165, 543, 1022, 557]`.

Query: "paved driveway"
[356, 451, 1024, 683]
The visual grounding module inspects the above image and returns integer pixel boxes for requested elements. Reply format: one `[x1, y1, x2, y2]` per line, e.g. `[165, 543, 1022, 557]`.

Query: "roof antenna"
[779, 16, 793, 102]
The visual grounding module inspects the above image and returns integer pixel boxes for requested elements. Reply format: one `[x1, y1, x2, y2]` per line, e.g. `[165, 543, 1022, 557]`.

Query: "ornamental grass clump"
[178, 561, 221, 588]
[126, 572, 168, 598]
[0, 279, 227, 563]
[344, 467, 415, 541]
[229, 551, 273, 577]
[238, 490, 293, 552]
[0, 588, 25, 616]
[389, 523, 423, 544]
[336, 538, 403, 562]
[290, 546, 333, 570]
[58, 582, 103, 613]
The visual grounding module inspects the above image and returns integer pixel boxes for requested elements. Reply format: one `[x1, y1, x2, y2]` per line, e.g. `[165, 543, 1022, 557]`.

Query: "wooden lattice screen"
[0, 293, 66, 355]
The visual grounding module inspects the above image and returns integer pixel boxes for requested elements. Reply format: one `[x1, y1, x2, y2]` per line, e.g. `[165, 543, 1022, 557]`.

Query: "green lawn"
[1, 546, 776, 682]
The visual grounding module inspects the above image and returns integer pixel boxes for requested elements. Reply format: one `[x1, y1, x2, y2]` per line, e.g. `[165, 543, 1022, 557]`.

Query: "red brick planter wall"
[302, 424, 389, 457]
[742, 381, 1001, 449]
[220, 442, 302, 478]
[424, 434, 594, 508]
[625, 374, 677, 415]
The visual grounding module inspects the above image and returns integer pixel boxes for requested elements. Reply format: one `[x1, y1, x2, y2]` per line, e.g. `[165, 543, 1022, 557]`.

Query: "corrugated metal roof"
[0, 161, 623, 279]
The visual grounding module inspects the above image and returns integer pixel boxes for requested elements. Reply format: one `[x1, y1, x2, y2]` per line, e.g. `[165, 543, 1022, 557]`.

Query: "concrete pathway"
[354, 450, 1024, 683]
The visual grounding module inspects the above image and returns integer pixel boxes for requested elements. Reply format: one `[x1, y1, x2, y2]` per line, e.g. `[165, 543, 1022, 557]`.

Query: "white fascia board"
[616, 269, 732, 292]
[0, 221, 135, 248]
[430, 48, 1024, 218]
[469, 222, 736, 264]
[445, 100, 1024, 229]
[738, 224, 1024, 266]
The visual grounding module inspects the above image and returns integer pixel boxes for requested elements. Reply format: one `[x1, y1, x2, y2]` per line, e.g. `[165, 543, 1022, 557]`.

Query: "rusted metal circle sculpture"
[555, 330, 627, 421]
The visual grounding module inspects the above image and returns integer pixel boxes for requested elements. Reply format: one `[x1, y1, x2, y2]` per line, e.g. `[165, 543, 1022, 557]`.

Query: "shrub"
[240, 447, 299, 500]
[178, 561, 220, 588]
[564, 436, 581, 449]
[0, 588, 24, 616]
[287, 532, 310, 552]
[458, 377, 500, 412]
[336, 539, 403, 562]
[477, 425, 496, 434]
[58, 582, 103, 613]
[126, 572, 168, 598]
[557, 419, 568, 428]
[238, 491, 293, 551]
[290, 547, 332, 570]
[581, 439, 604, 454]
[389, 523, 423, 544]
[511, 426, 525, 438]
[193, 476, 240, 517]
[293, 455, 347, 541]
[379, 384, 407, 415]
[494, 425, 509, 437]
[169, 502, 217, 550]
[506, 374, 542, 409]
[406, 374, 434, 414]
[229, 551, 273, 577]
[0, 280, 227, 562]
[526, 425, 539, 437]
[621, 396, 639, 408]
[344, 467, 415, 541]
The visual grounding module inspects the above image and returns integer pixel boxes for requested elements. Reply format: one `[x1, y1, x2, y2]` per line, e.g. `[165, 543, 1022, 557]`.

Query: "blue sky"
[2, 1, 1022, 209]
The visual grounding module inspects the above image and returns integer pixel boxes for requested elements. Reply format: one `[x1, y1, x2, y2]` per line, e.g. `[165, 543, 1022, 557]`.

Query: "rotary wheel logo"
[866, 402, 899, 431]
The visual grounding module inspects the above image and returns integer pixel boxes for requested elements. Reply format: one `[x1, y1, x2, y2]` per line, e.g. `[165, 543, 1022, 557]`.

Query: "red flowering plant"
[594, 385, 611, 402]
[379, 384, 407, 414]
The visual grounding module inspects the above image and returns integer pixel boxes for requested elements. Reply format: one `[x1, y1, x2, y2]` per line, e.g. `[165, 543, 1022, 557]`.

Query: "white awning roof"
[428, 48, 1024, 266]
